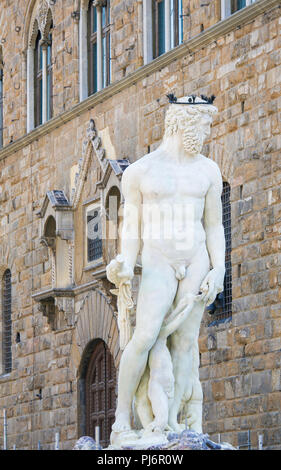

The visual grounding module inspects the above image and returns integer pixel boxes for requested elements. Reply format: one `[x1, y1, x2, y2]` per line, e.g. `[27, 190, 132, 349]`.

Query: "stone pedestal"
[73, 430, 236, 451]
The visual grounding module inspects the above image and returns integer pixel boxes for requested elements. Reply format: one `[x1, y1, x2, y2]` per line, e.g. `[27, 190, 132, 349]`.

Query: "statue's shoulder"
[124, 150, 159, 176]
[199, 155, 222, 177]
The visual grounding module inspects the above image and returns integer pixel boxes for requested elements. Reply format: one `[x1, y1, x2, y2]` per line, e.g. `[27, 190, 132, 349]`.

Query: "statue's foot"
[168, 419, 182, 434]
[112, 412, 131, 433]
[110, 429, 140, 448]
[145, 420, 165, 434]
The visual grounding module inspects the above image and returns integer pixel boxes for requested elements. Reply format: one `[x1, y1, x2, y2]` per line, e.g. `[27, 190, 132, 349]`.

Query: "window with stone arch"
[208, 181, 232, 324]
[0, 46, 3, 148]
[144, 0, 183, 64]
[26, 4, 53, 132]
[79, 0, 111, 101]
[1, 269, 12, 375]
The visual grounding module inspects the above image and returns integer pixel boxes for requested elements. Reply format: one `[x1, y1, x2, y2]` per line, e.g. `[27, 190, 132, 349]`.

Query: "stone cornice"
[0, 0, 280, 162]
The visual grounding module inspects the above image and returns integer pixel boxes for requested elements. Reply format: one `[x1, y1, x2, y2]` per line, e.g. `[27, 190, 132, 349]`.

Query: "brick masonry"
[0, 0, 280, 450]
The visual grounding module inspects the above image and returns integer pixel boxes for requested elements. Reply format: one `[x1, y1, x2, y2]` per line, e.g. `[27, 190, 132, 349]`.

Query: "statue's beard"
[182, 128, 203, 155]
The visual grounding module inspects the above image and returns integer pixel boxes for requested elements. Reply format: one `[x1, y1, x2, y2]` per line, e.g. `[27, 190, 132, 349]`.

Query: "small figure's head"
[164, 94, 217, 155]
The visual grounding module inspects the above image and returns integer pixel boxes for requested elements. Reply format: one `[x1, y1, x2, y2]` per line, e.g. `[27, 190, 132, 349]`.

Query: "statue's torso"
[137, 152, 213, 264]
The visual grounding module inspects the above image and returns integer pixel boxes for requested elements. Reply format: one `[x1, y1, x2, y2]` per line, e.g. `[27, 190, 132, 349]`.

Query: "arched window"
[27, 9, 53, 131]
[0, 47, 3, 148]
[208, 182, 232, 324]
[2, 269, 12, 374]
[34, 31, 43, 127]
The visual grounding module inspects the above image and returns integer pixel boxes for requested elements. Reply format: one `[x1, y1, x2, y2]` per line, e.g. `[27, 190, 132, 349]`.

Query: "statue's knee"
[172, 333, 194, 353]
[133, 332, 156, 354]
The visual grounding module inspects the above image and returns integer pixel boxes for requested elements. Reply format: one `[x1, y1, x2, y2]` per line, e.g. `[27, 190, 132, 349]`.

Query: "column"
[79, 6, 88, 101]
[40, 40, 48, 124]
[96, 5, 103, 91]
[26, 46, 35, 132]
[165, 0, 171, 53]
[143, 0, 153, 64]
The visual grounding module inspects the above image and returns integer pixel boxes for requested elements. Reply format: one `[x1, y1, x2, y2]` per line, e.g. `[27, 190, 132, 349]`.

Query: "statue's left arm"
[201, 162, 226, 306]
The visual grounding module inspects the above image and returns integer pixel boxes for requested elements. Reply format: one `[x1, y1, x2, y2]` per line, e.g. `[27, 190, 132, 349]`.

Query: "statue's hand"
[200, 267, 225, 306]
[106, 255, 134, 287]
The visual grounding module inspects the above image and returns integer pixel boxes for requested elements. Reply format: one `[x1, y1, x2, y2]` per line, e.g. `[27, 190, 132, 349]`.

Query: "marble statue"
[106, 94, 226, 448]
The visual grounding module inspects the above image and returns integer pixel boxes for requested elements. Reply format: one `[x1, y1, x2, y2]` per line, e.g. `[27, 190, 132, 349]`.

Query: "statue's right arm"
[120, 165, 142, 274]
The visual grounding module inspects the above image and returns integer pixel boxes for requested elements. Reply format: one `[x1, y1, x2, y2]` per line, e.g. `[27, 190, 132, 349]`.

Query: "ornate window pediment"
[71, 119, 130, 283]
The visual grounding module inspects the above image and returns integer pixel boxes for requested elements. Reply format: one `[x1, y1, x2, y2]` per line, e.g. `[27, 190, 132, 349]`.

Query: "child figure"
[145, 293, 202, 434]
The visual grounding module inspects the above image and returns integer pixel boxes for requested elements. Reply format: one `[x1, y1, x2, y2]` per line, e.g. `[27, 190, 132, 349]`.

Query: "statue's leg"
[134, 365, 154, 428]
[183, 340, 203, 433]
[168, 248, 209, 432]
[113, 258, 177, 433]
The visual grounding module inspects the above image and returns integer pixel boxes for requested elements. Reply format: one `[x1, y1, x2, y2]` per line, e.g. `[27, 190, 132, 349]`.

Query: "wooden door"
[85, 340, 116, 447]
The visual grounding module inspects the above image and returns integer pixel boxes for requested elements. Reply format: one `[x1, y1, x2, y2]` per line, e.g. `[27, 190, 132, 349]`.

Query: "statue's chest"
[140, 165, 210, 200]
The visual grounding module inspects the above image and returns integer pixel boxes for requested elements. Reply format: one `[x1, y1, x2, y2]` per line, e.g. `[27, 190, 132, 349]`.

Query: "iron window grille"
[208, 181, 232, 324]
[87, 208, 103, 262]
[2, 269, 12, 374]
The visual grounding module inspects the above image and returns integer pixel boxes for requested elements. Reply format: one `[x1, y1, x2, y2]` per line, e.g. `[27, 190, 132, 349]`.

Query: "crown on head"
[167, 93, 216, 105]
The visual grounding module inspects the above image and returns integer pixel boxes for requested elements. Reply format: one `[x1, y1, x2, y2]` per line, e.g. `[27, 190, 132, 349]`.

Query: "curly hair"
[164, 103, 217, 154]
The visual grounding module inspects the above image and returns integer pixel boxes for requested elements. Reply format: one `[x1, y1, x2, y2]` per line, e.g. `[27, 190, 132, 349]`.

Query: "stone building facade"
[0, 0, 280, 450]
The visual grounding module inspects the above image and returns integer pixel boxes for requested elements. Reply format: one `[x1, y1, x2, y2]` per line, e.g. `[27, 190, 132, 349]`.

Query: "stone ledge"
[0, 0, 280, 162]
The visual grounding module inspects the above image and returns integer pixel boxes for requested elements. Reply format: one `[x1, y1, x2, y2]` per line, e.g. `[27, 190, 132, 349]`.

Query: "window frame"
[34, 31, 43, 127]
[88, 2, 98, 95]
[221, 0, 255, 20]
[85, 201, 103, 266]
[152, 0, 166, 59]
[87, 0, 111, 97]
[46, 28, 53, 122]
[170, 0, 183, 49]
[27, 8, 53, 132]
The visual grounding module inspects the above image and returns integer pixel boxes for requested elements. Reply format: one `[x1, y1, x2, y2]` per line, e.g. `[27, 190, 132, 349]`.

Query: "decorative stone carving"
[106, 95, 227, 448]
[55, 296, 75, 327]
[34, 290, 75, 330]
[37, 0, 49, 32]
[71, 119, 107, 209]
[93, 0, 107, 8]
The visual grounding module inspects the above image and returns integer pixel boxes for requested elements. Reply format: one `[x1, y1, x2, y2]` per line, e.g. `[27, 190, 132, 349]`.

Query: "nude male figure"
[107, 95, 225, 440]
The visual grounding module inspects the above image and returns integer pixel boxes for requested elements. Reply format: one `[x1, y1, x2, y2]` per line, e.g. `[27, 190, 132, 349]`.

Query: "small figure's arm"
[201, 162, 226, 306]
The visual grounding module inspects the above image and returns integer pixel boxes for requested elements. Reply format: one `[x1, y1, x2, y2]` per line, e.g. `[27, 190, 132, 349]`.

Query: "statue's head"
[164, 94, 217, 155]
